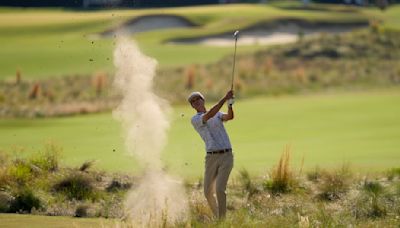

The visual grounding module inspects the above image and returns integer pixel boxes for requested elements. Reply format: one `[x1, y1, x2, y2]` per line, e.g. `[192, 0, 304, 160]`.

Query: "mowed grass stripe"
[1, 89, 400, 178]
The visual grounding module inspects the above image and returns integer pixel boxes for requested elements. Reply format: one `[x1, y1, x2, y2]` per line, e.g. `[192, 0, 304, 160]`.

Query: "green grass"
[0, 213, 115, 228]
[0, 3, 387, 79]
[1, 89, 399, 179]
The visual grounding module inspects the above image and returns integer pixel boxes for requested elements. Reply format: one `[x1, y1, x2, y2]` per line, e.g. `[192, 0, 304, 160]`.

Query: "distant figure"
[188, 90, 235, 219]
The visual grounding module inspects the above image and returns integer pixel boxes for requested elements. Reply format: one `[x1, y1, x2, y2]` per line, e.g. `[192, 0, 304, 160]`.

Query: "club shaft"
[231, 37, 238, 90]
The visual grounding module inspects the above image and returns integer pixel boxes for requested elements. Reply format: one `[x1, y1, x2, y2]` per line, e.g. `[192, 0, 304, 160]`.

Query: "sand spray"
[112, 36, 188, 226]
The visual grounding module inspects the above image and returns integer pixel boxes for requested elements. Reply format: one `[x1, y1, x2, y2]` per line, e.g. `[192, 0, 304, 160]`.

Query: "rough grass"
[0, 150, 399, 227]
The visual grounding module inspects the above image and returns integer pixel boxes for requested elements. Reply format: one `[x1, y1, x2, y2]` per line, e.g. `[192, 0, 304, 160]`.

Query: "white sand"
[171, 24, 362, 46]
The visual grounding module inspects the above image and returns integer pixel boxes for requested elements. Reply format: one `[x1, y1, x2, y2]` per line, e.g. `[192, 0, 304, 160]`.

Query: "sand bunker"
[170, 21, 368, 46]
[102, 14, 195, 37]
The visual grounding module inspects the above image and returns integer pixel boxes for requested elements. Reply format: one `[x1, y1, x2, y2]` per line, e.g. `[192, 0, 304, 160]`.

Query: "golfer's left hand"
[228, 98, 235, 107]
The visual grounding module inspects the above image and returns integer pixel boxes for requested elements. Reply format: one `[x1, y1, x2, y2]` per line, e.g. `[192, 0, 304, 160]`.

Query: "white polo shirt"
[191, 112, 232, 152]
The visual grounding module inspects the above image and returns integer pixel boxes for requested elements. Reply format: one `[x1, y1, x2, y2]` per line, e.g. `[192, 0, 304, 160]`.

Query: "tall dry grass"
[264, 146, 298, 194]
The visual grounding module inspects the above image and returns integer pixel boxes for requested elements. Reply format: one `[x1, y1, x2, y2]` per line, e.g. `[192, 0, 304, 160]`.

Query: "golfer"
[188, 90, 235, 219]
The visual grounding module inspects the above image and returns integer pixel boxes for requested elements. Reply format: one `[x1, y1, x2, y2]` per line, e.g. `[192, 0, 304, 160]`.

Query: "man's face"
[190, 96, 204, 110]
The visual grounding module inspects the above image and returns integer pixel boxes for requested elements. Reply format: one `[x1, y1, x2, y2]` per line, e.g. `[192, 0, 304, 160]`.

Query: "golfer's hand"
[227, 98, 235, 107]
[225, 90, 234, 101]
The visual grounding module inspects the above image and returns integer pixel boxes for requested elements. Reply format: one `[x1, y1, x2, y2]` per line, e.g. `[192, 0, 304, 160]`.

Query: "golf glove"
[227, 98, 235, 107]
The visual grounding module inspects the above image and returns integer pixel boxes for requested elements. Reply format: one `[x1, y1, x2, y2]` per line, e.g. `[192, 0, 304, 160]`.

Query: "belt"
[207, 148, 232, 154]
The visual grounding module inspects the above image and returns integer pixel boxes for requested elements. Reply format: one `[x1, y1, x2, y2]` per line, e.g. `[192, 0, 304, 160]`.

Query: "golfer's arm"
[202, 97, 226, 122]
[222, 107, 234, 121]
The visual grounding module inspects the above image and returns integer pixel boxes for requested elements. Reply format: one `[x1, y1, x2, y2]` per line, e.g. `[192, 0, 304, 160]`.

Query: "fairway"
[3, 4, 399, 79]
[1, 89, 400, 179]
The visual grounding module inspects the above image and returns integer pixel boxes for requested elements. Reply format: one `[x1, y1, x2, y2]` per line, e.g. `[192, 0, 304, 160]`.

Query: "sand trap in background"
[170, 23, 368, 46]
[100, 15, 367, 46]
[101, 15, 195, 37]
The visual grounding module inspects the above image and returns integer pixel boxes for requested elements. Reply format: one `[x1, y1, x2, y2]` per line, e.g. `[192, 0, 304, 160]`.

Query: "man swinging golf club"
[188, 31, 239, 219]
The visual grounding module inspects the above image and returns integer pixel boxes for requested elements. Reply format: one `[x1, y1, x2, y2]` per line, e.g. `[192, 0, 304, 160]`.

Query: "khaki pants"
[204, 152, 233, 219]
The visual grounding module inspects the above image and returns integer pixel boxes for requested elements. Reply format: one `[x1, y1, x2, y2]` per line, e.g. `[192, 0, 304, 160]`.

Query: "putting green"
[1, 89, 399, 179]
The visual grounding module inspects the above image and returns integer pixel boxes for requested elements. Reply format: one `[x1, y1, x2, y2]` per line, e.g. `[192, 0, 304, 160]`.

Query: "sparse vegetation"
[317, 164, 353, 201]
[238, 168, 259, 199]
[1, 145, 398, 227]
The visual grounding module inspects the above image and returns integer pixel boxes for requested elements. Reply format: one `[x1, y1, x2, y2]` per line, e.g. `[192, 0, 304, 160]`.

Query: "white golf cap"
[187, 91, 204, 103]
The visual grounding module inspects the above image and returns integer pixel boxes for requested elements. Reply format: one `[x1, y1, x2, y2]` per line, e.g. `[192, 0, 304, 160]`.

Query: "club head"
[233, 30, 239, 39]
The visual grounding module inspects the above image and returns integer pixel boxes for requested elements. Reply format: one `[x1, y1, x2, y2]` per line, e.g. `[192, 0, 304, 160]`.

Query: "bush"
[29, 143, 60, 172]
[387, 167, 400, 180]
[106, 179, 132, 192]
[362, 180, 386, 218]
[238, 169, 259, 199]
[9, 188, 41, 213]
[318, 164, 352, 201]
[0, 167, 11, 189]
[0, 191, 13, 212]
[8, 160, 33, 185]
[307, 166, 322, 182]
[75, 204, 90, 217]
[53, 173, 96, 200]
[364, 180, 384, 196]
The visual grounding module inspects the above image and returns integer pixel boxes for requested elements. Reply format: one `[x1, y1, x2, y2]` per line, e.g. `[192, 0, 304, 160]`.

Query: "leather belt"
[207, 148, 232, 154]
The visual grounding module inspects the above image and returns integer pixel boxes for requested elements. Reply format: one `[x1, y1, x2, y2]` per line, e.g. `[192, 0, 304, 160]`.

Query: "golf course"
[1, 89, 400, 178]
[0, 1, 400, 227]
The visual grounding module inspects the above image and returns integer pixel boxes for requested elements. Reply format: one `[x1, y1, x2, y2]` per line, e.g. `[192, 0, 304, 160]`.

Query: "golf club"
[231, 30, 239, 90]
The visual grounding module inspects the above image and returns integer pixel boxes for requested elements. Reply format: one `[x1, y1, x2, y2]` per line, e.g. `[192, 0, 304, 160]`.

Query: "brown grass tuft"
[264, 145, 296, 194]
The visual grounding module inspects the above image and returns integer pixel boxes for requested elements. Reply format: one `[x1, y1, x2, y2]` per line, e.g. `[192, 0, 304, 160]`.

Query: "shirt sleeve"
[217, 112, 224, 121]
[191, 114, 205, 128]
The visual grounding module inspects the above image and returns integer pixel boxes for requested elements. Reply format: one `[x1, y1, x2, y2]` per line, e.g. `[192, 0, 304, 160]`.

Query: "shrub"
[318, 164, 352, 201]
[75, 204, 90, 217]
[106, 179, 132, 192]
[264, 147, 296, 194]
[364, 180, 384, 196]
[8, 160, 33, 185]
[307, 166, 322, 182]
[0, 191, 13, 212]
[238, 169, 258, 199]
[363, 180, 386, 218]
[387, 167, 400, 181]
[0, 167, 11, 189]
[29, 143, 60, 172]
[53, 174, 96, 200]
[9, 188, 41, 213]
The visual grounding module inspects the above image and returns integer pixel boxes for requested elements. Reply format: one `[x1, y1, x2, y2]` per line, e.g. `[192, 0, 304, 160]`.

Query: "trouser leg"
[215, 153, 233, 218]
[204, 155, 218, 217]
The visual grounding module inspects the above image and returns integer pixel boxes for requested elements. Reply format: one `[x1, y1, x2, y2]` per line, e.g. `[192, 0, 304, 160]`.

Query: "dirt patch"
[169, 19, 368, 46]
[101, 14, 196, 37]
